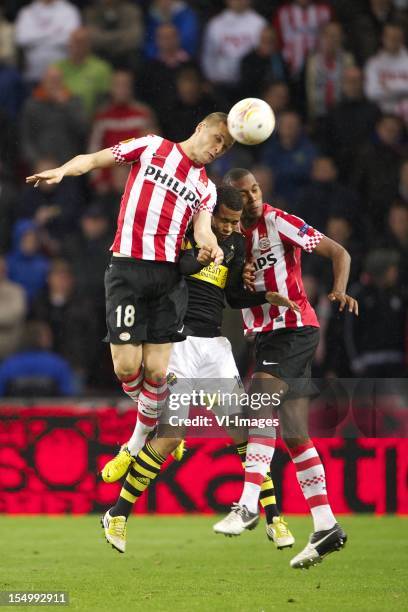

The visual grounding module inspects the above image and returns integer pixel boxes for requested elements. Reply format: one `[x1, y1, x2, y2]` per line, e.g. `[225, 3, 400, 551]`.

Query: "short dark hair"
[222, 167, 251, 186]
[213, 185, 243, 215]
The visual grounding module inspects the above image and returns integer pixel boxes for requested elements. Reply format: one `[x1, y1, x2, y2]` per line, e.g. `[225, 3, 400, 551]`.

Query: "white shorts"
[168, 335, 240, 379]
[164, 336, 244, 422]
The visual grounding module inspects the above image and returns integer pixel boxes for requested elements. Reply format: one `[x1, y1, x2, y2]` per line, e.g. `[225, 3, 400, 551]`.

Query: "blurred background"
[0, 0, 407, 397]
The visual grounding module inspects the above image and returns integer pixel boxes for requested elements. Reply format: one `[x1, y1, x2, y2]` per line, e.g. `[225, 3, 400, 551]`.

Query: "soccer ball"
[227, 98, 275, 145]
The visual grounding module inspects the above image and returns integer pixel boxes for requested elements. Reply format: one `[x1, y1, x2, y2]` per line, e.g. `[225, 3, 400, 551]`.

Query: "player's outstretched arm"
[314, 236, 359, 315]
[26, 148, 116, 187]
[192, 210, 223, 265]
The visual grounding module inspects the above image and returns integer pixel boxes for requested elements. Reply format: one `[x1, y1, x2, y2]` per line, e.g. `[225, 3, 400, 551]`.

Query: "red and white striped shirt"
[110, 135, 216, 262]
[241, 204, 323, 334]
[274, 2, 333, 76]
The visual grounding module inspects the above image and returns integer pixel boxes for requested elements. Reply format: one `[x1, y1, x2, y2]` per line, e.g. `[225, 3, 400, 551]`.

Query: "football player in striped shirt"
[215, 167, 358, 569]
[26, 113, 234, 538]
[100, 185, 299, 553]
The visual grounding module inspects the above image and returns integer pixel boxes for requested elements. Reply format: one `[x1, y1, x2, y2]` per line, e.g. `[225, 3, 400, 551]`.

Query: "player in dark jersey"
[100, 185, 299, 553]
[215, 167, 358, 569]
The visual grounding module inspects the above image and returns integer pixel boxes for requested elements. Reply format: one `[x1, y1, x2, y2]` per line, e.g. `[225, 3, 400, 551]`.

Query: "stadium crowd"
[0, 0, 407, 395]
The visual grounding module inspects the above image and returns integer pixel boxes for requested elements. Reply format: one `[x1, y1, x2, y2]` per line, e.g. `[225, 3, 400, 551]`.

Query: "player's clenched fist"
[197, 246, 214, 266]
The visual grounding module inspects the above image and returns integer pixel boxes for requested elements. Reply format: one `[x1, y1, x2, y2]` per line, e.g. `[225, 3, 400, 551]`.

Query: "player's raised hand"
[26, 167, 64, 187]
[266, 291, 300, 312]
[243, 259, 256, 292]
[328, 290, 359, 315]
[197, 246, 213, 266]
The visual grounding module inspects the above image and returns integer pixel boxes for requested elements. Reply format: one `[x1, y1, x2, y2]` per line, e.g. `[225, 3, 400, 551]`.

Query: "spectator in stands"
[273, 0, 333, 79]
[308, 214, 364, 376]
[0, 62, 24, 121]
[86, 164, 128, 227]
[398, 158, 408, 203]
[0, 163, 18, 253]
[6, 220, 49, 305]
[31, 259, 99, 388]
[344, 249, 407, 377]
[0, 320, 75, 397]
[138, 23, 190, 116]
[239, 25, 288, 99]
[262, 81, 291, 117]
[0, 257, 26, 361]
[160, 63, 218, 140]
[202, 0, 266, 98]
[353, 114, 407, 231]
[305, 21, 355, 121]
[55, 26, 112, 116]
[251, 165, 279, 206]
[84, 0, 144, 69]
[20, 65, 86, 166]
[144, 0, 199, 59]
[261, 110, 318, 207]
[18, 157, 85, 243]
[305, 214, 364, 291]
[364, 23, 408, 124]
[0, 8, 16, 64]
[88, 69, 157, 192]
[61, 205, 111, 303]
[379, 200, 408, 287]
[349, 0, 406, 65]
[15, 0, 81, 86]
[293, 156, 360, 232]
[322, 66, 380, 181]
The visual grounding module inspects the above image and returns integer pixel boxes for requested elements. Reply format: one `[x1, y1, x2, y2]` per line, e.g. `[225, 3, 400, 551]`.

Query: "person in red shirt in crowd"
[273, 0, 333, 79]
[88, 69, 158, 192]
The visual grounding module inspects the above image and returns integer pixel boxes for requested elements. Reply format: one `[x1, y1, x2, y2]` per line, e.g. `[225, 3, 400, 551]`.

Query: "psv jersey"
[241, 204, 324, 334]
[110, 135, 216, 262]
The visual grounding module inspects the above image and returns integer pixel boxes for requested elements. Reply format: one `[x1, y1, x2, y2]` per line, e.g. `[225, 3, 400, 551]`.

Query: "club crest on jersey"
[297, 223, 310, 237]
[259, 237, 271, 250]
[144, 165, 200, 207]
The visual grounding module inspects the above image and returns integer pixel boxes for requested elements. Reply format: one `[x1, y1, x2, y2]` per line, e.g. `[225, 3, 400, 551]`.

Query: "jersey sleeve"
[273, 209, 324, 253]
[110, 134, 159, 164]
[196, 180, 217, 214]
[178, 231, 204, 275]
[225, 234, 267, 309]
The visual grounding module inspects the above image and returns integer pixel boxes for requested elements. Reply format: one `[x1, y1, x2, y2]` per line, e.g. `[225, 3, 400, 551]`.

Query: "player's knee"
[144, 367, 167, 383]
[113, 360, 138, 382]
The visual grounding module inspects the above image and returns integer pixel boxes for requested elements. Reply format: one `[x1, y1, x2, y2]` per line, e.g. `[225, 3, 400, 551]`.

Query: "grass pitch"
[1, 515, 407, 612]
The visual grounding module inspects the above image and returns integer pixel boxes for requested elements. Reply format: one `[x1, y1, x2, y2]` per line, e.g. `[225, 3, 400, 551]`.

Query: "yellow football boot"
[101, 445, 134, 483]
[101, 510, 127, 553]
[266, 516, 295, 549]
[171, 439, 186, 461]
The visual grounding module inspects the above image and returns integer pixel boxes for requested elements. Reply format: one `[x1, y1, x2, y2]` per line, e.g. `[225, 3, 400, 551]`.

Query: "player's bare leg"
[280, 397, 347, 568]
[102, 342, 172, 483]
[127, 342, 173, 454]
[214, 374, 279, 537]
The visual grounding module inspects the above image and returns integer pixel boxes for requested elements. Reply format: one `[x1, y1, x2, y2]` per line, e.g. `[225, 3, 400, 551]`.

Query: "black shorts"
[254, 326, 320, 399]
[104, 257, 188, 344]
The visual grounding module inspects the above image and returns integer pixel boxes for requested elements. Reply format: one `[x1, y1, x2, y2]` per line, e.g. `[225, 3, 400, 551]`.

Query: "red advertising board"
[0, 405, 407, 514]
